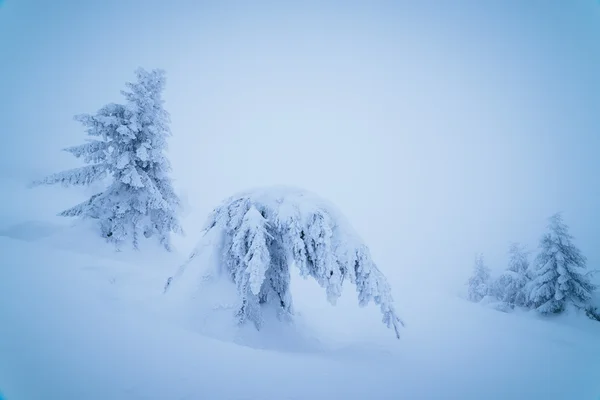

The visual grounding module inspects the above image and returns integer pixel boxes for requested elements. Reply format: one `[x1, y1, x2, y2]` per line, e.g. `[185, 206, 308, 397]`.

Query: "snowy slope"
[1, 226, 600, 400]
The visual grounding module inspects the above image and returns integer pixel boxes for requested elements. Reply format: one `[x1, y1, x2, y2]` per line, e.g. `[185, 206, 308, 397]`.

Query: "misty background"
[1, 0, 599, 294]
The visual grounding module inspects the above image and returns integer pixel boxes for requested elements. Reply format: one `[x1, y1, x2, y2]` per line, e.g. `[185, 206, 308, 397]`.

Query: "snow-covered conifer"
[527, 213, 596, 314]
[491, 243, 530, 308]
[32, 68, 182, 250]
[467, 254, 491, 302]
[167, 187, 404, 339]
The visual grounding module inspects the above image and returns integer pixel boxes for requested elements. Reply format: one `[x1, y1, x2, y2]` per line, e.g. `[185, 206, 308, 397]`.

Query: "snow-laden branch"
[31, 164, 108, 187]
[168, 186, 404, 339]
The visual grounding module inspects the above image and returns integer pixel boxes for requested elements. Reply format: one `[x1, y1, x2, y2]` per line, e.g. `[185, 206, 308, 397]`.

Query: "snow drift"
[2, 228, 600, 400]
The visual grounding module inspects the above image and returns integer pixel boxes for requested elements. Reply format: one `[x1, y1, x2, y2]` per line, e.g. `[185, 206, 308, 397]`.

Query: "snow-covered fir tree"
[32, 68, 182, 250]
[491, 243, 530, 308]
[467, 254, 491, 302]
[527, 213, 596, 314]
[166, 187, 404, 339]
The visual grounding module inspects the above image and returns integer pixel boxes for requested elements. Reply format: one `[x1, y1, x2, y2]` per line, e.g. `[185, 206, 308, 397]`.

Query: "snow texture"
[166, 186, 404, 339]
[2, 225, 600, 400]
[527, 213, 596, 314]
[31, 68, 182, 250]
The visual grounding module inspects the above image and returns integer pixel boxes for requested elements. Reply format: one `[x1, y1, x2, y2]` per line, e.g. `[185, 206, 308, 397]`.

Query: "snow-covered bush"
[32, 68, 182, 250]
[490, 243, 530, 309]
[467, 254, 491, 302]
[527, 213, 596, 314]
[165, 186, 404, 339]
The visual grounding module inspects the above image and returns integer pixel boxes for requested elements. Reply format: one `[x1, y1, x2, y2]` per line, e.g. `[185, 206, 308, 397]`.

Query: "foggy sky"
[1, 0, 599, 289]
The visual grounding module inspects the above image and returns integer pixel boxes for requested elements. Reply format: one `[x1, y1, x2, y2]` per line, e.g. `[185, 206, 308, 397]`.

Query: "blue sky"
[1, 0, 599, 287]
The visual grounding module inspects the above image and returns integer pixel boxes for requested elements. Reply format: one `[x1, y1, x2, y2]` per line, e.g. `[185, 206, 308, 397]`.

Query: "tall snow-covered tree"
[491, 243, 530, 308]
[32, 68, 182, 250]
[165, 187, 404, 339]
[527, 213, 596, 314]
[467, 254, 491, 302]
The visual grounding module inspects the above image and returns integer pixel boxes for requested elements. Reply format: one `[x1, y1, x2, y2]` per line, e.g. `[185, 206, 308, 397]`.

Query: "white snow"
[1, 222, 600, 399]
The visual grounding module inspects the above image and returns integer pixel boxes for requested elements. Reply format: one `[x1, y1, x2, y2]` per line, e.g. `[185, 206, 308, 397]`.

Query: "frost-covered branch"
[31, 164, 108, 187]
[182, 187, 404, 339]
[64, 140, 108, 164]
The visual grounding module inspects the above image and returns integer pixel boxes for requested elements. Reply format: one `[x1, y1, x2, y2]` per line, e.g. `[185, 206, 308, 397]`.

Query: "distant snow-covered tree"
[166, 187, 404, 339]
[32, 68, 182, 250]
[491, 243, 530, 308]
[527, 213, 596, 314]
[467, 254, 491, 302]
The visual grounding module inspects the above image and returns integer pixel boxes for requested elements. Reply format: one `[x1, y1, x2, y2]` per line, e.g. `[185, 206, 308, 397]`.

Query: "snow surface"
[1, 222, 600, 399]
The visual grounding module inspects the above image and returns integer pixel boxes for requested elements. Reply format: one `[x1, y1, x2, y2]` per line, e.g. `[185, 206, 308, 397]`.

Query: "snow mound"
[28, 219, 183, 268]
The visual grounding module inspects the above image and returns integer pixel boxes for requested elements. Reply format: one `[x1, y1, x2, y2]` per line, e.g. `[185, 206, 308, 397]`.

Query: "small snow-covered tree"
[166, 187, 404, 339]
[491, 243, 530, 308]
[467, 254, 491, 302]
[32, 68, 182, 250]
[527, 213, 596, 314]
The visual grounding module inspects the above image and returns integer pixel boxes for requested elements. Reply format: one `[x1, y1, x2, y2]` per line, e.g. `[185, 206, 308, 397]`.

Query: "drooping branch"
[179, 186, 404, 339]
